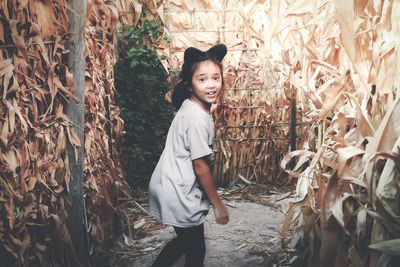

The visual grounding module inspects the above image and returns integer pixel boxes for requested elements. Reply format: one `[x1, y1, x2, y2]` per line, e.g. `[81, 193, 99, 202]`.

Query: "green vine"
[115, 17, 174, 188]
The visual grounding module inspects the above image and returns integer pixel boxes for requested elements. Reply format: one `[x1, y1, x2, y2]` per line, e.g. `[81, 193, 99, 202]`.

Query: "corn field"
[119, 0, 400, 266]
[0, 0, 399, 266]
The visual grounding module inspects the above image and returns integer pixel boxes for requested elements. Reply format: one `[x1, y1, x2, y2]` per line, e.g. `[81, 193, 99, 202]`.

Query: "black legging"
[151, 223, 205, 267]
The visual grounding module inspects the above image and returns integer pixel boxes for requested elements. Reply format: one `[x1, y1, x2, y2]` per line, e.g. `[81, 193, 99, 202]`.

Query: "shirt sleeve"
[186, 121, 213, 160]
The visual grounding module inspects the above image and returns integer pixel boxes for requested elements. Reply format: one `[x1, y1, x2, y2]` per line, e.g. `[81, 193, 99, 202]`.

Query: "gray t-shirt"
[149, 99, 214, 227]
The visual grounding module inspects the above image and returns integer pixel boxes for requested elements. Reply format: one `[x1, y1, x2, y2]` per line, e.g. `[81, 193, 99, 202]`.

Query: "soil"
[115, 186, 293, 267]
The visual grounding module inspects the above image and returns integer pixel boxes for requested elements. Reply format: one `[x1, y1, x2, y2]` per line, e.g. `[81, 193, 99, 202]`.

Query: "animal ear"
[184, 47, 205, 63]
[207, 44, 227, 61]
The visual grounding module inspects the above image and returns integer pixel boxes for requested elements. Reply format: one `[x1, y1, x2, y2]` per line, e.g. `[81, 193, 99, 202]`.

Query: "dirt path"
[116, 188, 291, 267]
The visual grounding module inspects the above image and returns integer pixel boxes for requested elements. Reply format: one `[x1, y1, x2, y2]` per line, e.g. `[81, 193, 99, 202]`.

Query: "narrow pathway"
[115, 187, 292, 267]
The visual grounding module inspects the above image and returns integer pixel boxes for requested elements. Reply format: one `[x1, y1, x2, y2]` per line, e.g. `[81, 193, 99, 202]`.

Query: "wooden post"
[66, 0, 87, 264]
[289, 92, 297, 170]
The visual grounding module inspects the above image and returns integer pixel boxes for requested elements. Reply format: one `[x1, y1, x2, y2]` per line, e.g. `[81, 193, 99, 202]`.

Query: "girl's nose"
[206, 80, 216, 88]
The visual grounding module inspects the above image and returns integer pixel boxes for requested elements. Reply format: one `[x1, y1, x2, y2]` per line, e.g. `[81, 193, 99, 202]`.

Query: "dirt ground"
[115, 185, 293, 267]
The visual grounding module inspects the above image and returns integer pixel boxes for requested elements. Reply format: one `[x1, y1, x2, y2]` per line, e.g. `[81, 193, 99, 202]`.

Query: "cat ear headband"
[180, 43, 227, 82]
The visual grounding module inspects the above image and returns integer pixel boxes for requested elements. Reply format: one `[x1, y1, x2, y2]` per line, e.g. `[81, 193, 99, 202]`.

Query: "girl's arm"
[193, 157, 229, 225]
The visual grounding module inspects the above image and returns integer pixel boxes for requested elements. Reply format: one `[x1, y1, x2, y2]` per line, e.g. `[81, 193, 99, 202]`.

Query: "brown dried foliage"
[84, 0, 130, 264]
[1, 0, 129, 266]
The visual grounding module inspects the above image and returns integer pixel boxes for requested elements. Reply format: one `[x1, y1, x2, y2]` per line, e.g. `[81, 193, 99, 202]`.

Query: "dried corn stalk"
[84, 0, 129, 263]
[278, 0, 400, 266]
[0, 0, 128, 266]
[0, 1, 81, 265]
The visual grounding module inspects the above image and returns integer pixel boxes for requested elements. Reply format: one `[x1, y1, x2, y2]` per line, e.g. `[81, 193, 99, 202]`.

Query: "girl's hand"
[213, 203, 229, 225]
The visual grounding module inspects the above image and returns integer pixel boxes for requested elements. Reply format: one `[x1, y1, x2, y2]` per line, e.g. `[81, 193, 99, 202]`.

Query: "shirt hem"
[191, 151, 212, 161]
[148, 210, 206, 228]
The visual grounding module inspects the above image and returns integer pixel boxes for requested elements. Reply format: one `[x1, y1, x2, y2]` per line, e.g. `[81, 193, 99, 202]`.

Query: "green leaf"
[115, 21, 174, 188]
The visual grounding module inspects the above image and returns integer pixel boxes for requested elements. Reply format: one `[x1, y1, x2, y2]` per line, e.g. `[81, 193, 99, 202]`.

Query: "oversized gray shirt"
[149, 99, 214, 227]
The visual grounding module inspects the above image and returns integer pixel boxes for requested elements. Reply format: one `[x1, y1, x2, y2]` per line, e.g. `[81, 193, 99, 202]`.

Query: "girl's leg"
[151, 234, 185, 267]
[151, 223, 205, 267]
[175, 223, 205, 267]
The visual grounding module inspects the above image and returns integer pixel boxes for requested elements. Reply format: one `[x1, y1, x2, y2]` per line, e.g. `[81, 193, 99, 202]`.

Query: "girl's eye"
[199, 78, 206, 82]
[214, 76, 220, 81]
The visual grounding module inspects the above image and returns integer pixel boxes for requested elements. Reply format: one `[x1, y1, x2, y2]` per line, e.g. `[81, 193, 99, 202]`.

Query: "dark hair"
[171, 44, 227, 110]
[171, 80, 191, 110]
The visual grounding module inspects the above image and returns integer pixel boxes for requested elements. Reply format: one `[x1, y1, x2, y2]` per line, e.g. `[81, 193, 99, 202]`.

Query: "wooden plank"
[289, 96, 297, 170]
[65, 0, 87, 264]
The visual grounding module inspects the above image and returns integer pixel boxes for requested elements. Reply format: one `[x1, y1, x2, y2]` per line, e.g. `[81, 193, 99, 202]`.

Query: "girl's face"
[190, 60, 222, 111]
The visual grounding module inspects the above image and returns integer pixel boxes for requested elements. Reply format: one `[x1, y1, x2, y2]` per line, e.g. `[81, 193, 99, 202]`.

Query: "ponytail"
[171, 80, 191, 110]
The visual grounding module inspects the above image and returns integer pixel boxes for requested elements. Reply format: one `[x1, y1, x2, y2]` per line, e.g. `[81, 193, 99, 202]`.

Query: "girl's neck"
[189, 96, 211, 114]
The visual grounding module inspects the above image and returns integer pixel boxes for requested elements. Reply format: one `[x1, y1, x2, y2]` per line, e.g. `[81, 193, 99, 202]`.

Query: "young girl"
[149, 44, 229, 267]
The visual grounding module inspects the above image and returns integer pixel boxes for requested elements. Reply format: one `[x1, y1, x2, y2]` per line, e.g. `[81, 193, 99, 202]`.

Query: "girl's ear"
[184, 47, 204, 63]
[207, 44, 227, 61]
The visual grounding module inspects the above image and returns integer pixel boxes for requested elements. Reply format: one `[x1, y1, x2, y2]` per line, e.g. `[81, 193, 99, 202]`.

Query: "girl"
[149, 44, 229, 267]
